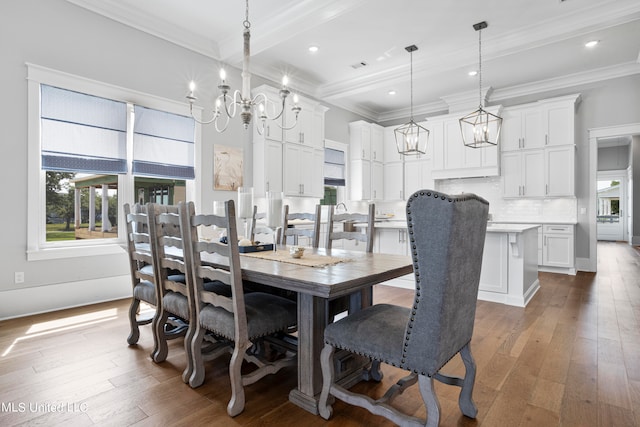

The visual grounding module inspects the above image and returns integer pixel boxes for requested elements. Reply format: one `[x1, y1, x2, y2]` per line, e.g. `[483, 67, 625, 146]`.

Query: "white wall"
[0, 0, 363, 319]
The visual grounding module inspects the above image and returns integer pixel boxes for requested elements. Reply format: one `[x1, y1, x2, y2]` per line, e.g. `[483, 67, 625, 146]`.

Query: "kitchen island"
[364, 220, 540, 307]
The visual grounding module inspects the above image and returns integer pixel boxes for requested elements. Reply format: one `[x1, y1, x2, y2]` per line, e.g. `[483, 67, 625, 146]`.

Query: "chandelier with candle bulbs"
[186, 0, 300, 134]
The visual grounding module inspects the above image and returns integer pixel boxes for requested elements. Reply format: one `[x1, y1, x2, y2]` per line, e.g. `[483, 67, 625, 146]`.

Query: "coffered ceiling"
[66, 0, 640, 122]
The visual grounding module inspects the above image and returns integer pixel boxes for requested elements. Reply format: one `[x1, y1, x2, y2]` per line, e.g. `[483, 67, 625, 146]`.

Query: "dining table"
[201, 245, 414, 414]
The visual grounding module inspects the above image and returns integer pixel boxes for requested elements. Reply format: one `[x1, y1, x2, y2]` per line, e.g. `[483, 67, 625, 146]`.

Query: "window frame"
[27, 64, 199, 260]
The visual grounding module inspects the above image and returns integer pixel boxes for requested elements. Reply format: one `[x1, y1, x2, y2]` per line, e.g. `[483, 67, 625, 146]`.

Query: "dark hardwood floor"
[1, 241, 639, 426]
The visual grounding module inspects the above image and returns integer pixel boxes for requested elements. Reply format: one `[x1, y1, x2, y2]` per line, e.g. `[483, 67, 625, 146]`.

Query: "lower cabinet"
[540, 224, 575, 271]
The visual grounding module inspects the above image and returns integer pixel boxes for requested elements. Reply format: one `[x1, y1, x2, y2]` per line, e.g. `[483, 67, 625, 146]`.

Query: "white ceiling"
[67, 0, 640, 122]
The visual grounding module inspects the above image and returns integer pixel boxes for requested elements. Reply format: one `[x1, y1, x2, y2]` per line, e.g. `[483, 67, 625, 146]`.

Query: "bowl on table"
[289, 246, 305, 259]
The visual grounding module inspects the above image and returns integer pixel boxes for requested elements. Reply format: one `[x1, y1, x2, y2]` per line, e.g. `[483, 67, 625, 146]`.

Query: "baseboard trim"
[0, 275, 131, 321]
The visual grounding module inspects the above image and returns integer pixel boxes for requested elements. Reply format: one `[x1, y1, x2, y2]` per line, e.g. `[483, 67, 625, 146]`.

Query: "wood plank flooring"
[1, 241, 639, 426]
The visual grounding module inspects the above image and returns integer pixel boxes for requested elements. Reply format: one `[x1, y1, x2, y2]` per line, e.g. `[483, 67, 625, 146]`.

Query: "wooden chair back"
[326, 204, 375, 252]
[280, 204, 321, 247]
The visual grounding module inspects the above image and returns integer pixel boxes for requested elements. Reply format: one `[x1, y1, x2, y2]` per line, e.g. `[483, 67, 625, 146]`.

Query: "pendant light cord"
[410, 49, 414, 120]
[244, 0, 250, 29]
[478, 27, 482, 108]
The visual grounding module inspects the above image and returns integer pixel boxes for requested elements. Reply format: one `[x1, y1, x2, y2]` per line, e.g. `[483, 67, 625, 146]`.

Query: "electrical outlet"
[14, 272, 25, 284]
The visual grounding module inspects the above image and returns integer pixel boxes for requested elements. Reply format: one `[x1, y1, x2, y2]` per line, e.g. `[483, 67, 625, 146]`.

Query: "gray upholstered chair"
[181, 200, 297, 417]
[280, 204, 321, 247]
[318, 190, 489, 427]
[123, 203, 156, 345]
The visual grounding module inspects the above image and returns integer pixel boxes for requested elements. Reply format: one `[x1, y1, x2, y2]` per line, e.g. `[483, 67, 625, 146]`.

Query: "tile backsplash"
[374, 176, 577, 223]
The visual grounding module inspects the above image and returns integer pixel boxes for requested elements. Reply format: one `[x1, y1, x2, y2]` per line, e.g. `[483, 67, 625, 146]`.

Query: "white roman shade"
[40, 85, 127, 173]
[133, 105, 195, 180]
[324, 147, 345, 186]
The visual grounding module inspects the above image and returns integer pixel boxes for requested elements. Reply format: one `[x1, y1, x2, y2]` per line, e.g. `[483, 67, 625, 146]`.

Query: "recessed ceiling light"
[585, 40, 599, 48]
[308, 45, 319, 53]
[388, 90, 396, 95]
[468, 70, 478, 77]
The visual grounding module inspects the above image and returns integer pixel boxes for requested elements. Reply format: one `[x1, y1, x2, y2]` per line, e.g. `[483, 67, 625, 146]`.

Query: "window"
[321, 140, 348, 206]
[27, 64, 197, 260]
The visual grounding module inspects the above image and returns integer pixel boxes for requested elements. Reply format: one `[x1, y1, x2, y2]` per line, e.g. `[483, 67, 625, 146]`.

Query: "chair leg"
[181, 322, 197, 384]
[418, 375, 441, 427]
[188, 323, 206, 388]
[227, 343, 249, 417]
[127, 298, 141, 345]
[318, 343, 336, 420]
[458, 343, 478, 418]
[151, 309, 169, 363]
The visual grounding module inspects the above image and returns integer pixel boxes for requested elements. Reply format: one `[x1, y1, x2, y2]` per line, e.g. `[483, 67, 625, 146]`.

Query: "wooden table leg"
[288, 292, 326, 414]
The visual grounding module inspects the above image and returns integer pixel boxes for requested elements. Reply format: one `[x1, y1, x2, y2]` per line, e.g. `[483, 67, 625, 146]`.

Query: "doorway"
[588, 123, 640, 272]
[597, 170, 627, 241]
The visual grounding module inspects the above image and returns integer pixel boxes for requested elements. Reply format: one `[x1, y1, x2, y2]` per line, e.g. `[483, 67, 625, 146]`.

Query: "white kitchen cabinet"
[283, 143, 323, 197]
[371, 161, 384, 200]
[376, 228, 408, 255]
[432, 115, 500, 179]
[349, 121, 384, 201]
[371, 124, 384, 162]
[500, 105, 544, 151]
[383, 161, 404, 201]
[501, 95, 578, 151]
[541, 224, 575, 270]
[252, 139, 282, 197]
[404, 157, 434, 197]
[349, 121, 372, 161]
[545, 145, 574, 197]
[253, 85, 327, 199]
[502, 149, 545, 197]
[383, 126, 404, 163]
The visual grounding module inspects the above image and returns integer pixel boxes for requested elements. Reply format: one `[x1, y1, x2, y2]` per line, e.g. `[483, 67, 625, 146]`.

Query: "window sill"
[27, 242, 126, 261]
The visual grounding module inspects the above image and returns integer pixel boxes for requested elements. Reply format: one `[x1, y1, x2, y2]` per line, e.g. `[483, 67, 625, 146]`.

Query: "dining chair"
[181, 200, 297, 417]
[326, 203, 375, 317]
[280, 204, 321, 247]
[123, 203, 156, 345]
[250, 205, 281, 244]
[147, 203, 193, 368]
[318, 190, 489, 426]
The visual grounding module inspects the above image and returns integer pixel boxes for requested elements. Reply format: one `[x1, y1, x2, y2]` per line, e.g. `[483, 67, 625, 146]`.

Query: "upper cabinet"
[501, 94, 579, 152]
[431, 108, 501, 179]
[252, 85, 327, 198]
[501, 94, 580, 198]
[349, 121, 385, 201]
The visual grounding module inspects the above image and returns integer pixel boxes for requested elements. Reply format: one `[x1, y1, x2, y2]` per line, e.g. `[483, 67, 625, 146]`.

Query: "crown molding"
[65, 0, 221, 58]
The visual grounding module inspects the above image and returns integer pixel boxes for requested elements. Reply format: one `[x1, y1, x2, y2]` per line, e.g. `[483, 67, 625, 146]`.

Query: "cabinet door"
[349, 122, 371, 160]
[310, 108, 325, 149]
[371, 161, 384, 200]
[303, 148, 324, 197]
[428, 120, 444, 169]
[285, 99, 312, 145]
[283, 143, 303, 196]
[543, 233, 574, 267]
[502, 151, 522, 197]
[545, 103, 573, 147]
[384, 126, 404, 163]
[370, 125, 384, 162]
[522, 150, 545, 197]
[264, 140, 283, 194]
[404, 159, 423, 197]
[522, 107, 544, 149]
[349, 160, 371, 200]
[384, 162, 404, 201]
[479, 233, 508, 293]
[545, 145, 574, 196]
[500, 108, 523, 151]
[376, 229, 407, 255]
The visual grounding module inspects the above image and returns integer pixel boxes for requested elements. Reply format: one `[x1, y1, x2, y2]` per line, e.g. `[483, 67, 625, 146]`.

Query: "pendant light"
[459, 21, 502, 148]
[394, 45, 429, 155]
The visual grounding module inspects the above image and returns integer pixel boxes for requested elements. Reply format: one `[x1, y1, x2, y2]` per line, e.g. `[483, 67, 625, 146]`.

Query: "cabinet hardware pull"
[362, 149, 365, 158]
[545, 134, 548, 145]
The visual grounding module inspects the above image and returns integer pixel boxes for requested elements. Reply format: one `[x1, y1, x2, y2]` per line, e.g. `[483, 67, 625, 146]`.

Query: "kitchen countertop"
[356, 220, 545, 233]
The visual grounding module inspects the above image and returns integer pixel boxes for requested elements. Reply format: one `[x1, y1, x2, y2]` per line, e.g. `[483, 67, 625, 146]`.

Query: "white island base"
[479, 224, 540, 307]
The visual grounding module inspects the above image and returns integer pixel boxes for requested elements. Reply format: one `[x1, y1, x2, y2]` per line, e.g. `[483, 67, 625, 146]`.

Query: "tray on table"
[238, 243, 274, 253]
